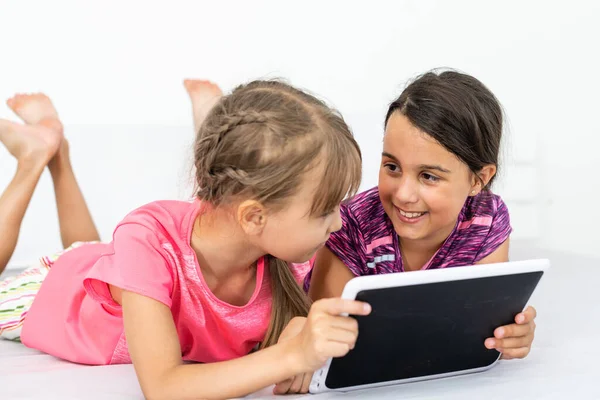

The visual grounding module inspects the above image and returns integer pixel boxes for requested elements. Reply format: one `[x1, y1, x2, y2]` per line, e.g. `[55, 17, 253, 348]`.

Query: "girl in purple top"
[306, 70, 537, 361]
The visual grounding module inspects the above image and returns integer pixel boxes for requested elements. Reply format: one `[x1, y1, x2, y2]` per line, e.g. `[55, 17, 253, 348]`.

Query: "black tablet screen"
[325, 271, 543, 389]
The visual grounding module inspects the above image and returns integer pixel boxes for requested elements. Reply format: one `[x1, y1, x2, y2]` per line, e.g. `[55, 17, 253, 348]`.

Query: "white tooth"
[402, 211, 423, 218]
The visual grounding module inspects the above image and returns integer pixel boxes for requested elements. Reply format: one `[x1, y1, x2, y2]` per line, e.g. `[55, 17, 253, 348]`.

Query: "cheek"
[378, 171, 395, 197]
[262, 216, 291, 241]
[425, 185, 468, 218]
[377, 176, 395, 216]
[265, 218, 314, 247]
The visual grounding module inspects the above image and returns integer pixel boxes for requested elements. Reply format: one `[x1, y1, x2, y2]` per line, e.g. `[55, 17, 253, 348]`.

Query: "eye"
[320, 204, 341, 219]
[384, 163, 400, 173]
[320, 210, 334, 218]
[421, 172, 440, 182]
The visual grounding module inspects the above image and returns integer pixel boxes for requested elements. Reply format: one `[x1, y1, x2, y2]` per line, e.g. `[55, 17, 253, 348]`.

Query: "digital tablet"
[309, 259, 549, 393]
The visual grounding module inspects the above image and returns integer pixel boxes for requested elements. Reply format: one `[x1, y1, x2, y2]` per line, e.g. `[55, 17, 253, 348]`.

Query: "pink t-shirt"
[21, 200, 310, 365]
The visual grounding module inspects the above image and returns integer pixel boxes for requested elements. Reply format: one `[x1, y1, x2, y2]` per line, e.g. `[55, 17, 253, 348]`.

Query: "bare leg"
[183, 79, 223, 135]
[48, 141, 100, 247]
[7, 93, 100, 248]
[0, 117, 61, 274]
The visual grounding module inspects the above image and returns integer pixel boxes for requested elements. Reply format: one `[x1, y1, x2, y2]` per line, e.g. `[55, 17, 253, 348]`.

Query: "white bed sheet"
[1, 243, 598, 399]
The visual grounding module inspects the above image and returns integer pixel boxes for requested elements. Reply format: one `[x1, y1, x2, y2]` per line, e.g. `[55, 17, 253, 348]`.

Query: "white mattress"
[1, 243, 598, 399]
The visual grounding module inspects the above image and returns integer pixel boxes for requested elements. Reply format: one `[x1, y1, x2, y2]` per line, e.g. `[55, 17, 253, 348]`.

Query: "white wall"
[0, 0, 598, 266]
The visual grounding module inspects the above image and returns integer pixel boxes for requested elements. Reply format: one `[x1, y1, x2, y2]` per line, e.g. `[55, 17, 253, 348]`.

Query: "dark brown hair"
[386, 70, 503, 188]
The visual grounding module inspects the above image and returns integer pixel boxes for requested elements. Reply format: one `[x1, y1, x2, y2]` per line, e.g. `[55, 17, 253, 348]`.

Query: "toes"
[185, 80, 223, 101]
[7, 95, 21, 109]
[11, 94, 26, 109]
[183, 79, 194, 90]
[33, 92, 49, 102]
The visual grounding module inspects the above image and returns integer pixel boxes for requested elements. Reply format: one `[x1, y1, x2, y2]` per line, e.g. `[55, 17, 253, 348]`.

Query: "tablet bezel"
[309, 259, 549, 393]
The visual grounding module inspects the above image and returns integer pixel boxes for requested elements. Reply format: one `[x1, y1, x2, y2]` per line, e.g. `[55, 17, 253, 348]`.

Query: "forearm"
[146, 340, 302, 400]
[308, 248, 355, 301]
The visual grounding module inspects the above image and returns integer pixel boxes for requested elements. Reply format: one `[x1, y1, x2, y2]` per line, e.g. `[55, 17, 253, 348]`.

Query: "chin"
[291, 249, 318, 264]
[395, 230, 423, 241]
[392, 222, 428, 241]
[290, 254, 312, 264]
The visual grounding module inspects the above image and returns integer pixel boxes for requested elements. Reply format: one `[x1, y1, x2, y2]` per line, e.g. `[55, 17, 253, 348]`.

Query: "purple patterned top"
[304, 186, 511, 291]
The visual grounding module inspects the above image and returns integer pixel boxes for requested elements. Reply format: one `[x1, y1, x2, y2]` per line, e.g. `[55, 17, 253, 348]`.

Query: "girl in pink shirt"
[0, 81, 370, 398]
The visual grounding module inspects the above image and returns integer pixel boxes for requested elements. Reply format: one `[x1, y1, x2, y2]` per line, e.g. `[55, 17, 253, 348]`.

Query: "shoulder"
[343, 186, 384, 217]
[461, 191, 508, 222]
[340, 187, 391, 239]
[116, 199, 198, 239]
[327, 187, 396, 274]
[443, 191, 511, 264]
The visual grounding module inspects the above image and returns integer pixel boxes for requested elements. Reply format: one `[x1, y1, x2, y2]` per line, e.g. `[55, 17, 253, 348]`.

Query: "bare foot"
[183, 79, 223, 134]
[7, 93, 64, 135]
[0, 119, 62, 164]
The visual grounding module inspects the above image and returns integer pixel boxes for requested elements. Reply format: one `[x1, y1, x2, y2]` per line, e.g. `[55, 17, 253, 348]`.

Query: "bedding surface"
[1, 242, 597, 399]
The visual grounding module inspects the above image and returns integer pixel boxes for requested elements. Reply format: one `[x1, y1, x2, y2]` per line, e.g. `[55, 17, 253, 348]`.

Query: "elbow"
[142, 386, 170, 400]
[141, 378, 211, 400]
[143, 389, 201, 400]
[139, 374, 187, 400]
[144, 391, 209, 400]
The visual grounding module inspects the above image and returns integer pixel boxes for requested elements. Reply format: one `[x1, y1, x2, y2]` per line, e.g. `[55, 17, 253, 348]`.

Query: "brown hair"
[194, 80, 362, 347]
[386, 70, 503, 188]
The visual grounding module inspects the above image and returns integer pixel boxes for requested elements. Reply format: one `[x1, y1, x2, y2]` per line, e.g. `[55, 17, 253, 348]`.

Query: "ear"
[237, 200, 268, 235]
[470, 164, 497, 196]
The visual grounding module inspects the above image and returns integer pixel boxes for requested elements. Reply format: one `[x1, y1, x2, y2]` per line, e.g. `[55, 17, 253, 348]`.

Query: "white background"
[1, 0, 598, 267]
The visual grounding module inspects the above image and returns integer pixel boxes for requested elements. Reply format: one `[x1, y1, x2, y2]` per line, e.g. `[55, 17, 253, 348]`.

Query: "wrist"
[277, 336, 306, 376]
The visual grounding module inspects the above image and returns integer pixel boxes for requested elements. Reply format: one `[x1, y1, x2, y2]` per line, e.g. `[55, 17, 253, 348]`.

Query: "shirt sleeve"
[474, 197, 513, 262]
[325, 203, 367, 277]
[83, 222, 175, 309]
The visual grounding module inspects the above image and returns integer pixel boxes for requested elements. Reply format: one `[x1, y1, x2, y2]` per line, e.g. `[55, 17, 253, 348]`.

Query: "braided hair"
[193, 80, 362, 347]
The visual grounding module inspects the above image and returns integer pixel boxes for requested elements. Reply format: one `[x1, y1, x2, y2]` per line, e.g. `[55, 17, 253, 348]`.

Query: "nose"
[329, 207, 343, 233]
[394, 176, 419, 204]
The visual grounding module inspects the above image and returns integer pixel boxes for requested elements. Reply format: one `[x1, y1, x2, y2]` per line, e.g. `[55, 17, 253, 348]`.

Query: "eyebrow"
[419, 164, 452, 174]
[382, 152, 399, 162]
[382, 152, 452, 174]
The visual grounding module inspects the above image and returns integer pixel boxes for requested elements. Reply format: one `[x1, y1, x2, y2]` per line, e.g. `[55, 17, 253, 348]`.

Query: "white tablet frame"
[309, 259, 550, 393]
